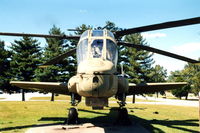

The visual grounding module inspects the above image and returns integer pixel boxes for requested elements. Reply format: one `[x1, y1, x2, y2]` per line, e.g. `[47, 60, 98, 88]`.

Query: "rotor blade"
[118, 42, 200, 64]
[40, 48, 76, 67]
[115, 17, 200, 37]
[0, 32, 80, 40]
[67, 29, 85, 32]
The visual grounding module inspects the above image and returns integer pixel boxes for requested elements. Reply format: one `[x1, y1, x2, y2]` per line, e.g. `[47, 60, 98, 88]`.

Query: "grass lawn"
[0, 101, 198, 133]
[30, 95, 158, 102]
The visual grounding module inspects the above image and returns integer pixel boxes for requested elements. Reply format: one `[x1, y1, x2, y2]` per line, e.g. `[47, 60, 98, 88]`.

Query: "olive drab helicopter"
[0, 17, 200, 124]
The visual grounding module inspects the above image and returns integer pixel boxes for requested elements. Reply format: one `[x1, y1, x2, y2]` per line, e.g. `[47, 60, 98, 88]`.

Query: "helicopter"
[0, 17, 200, 124]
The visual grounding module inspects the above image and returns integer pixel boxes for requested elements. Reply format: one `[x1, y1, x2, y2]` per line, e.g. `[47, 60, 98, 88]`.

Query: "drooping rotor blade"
[67, 29, 85, 32]
[118, 42, 200, 64]
[40, 48, 76, 67]
[0, 32, 80, 40]
[115, 17, 200, 37]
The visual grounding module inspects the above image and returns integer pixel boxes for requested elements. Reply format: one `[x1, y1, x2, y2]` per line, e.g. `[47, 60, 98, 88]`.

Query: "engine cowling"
[68, 76, 78, 93]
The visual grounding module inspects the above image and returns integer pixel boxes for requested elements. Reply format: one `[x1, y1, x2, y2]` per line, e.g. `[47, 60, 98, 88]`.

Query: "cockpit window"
[92, 30, 103, 37]
[80, 30, 88, 38]
[106, 39, 118, 66]
[91, 39, 103, 58]
[107, 31, 115, 38]
[77, 39, 88, 64]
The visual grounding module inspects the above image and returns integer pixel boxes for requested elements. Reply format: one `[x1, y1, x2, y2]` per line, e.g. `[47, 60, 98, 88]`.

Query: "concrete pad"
[26, 123, 150, 133]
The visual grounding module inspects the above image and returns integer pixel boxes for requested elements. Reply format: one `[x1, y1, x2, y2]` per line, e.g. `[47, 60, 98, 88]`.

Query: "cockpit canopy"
[77, 30, 118, 67]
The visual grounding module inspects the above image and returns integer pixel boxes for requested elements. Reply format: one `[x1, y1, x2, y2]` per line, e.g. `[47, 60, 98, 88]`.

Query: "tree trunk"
[51, 93, 54, 101]
[132, 95, 135, 103]
[22, 89, 25, 101]
[156, 92, 159, 98]
[185, 94, 188, 100]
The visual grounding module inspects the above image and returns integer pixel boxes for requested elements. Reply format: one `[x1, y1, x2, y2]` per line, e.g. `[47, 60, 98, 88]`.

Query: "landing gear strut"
[65, 93, 81, 125]
[115, 93, 132, 125]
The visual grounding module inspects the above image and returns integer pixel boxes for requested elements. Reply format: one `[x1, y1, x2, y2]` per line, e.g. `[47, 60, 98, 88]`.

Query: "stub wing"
[10, 81, 69, 95]
[127, 82, 187, 95]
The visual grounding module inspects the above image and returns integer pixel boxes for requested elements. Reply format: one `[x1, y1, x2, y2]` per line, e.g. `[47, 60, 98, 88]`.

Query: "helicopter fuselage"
[67, 30, 128, 107]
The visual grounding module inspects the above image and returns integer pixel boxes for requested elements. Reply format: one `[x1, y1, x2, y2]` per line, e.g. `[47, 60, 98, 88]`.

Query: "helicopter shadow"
[38, 107, 199, 133]
[38, 107, 162, 133]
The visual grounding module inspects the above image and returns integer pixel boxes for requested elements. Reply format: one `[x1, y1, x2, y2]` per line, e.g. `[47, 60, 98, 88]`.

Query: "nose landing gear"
[115, 93, 132, 125]
[65, 93, 81, 125]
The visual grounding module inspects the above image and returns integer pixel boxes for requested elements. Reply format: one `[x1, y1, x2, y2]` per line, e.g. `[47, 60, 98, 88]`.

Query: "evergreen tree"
[183, 62, 200, 96]
[0, 40, 11, 92]
[168, 70, 191, 99]
[150, 65, 167, 82]
[10, 36, 41, 101]
[150, 65, 167, 96]
[35, 25, 76, 101]
[122, 34, 154, 84]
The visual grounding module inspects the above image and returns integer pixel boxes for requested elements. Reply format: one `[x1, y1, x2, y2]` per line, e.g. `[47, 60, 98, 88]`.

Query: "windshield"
[77, 39, 88, 64]
[91, 39, 103, 58]
[92, 30, 103, 37]
[106, 39, 118, 66]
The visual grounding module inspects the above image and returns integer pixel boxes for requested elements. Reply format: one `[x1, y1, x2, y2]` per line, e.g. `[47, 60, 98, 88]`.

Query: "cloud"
[141, 33, 166, 39]
[79, 9, 88, 14]
[172, 42, 200, 54]
[153, 54, 186, 75]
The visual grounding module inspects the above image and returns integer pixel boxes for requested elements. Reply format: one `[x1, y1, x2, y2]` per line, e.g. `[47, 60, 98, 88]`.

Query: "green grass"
[0, 101, 198, 133]
[30, 95, 158, 102]
[29, 95, 69, 100]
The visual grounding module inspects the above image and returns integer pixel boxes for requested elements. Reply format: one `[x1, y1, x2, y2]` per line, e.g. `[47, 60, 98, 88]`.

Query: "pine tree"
[122, 34, 154, 84]
[0, 40, 11, 92]
[10, 36, 41, 101]
[35, 25, 76, 101]
[150, 65, 167, 96]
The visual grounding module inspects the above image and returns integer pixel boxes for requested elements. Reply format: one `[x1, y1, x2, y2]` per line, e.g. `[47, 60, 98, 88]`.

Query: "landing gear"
[65, 93, 81, 125]
[115, 93, 132, 125]
[67, 107, 79, 124]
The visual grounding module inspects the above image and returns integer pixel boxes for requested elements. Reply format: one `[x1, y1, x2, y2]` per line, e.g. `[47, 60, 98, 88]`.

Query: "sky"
[0, 0, 200, 75]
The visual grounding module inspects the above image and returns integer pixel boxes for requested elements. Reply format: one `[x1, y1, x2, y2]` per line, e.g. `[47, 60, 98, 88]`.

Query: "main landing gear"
[65, 93, 81, 125]
[115, 93, 132, 125]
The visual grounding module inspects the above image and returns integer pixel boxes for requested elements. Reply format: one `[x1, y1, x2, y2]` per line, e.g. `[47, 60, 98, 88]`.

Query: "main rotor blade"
[115, 17, 200, 37]
[118, 42, 200, 64]
[0, 32, 80, 40]
[40, 48, 76, 67]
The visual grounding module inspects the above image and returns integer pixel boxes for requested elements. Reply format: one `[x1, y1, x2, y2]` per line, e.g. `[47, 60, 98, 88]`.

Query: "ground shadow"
[38, 107, 163, 133]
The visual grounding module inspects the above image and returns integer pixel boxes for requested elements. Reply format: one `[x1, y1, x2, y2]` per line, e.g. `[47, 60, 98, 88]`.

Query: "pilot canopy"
[77, 30, 118, 67]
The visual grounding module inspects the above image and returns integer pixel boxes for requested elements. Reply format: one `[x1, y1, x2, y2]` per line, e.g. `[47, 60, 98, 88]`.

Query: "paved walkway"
[0, 93, 199, 107]
[0, 92, 51, 101]
[26, 123, 150, 133]
[132, 95, 199, 107]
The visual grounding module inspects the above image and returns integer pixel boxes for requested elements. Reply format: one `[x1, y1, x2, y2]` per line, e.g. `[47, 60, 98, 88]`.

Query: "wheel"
[66, 107, 79, 124]
[114, 108, 132, 125]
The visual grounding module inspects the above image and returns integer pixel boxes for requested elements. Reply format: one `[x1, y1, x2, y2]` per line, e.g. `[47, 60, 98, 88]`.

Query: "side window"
[77, 39, 88, 64]
[106, 40, 118, 66]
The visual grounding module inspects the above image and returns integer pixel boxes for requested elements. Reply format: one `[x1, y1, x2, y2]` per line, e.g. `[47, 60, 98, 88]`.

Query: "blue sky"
[0, 0, 200, 74]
